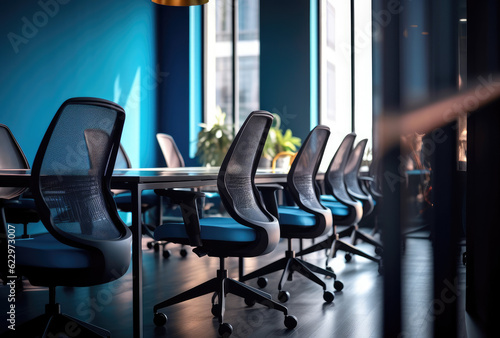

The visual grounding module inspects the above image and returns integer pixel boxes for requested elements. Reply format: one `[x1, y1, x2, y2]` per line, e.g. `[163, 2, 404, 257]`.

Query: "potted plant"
[196, 108, 233, 167]
[261, 114, 302, 168]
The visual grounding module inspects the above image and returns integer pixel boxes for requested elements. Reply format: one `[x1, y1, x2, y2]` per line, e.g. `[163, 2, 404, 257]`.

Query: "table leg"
[132, 188, 143, 338]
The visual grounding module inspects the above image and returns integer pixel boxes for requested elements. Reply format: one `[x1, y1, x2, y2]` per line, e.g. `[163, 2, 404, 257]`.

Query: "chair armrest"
[358, 176, 374, 182]
[257, 184, 283, 219]
[154, 189, 205, 248]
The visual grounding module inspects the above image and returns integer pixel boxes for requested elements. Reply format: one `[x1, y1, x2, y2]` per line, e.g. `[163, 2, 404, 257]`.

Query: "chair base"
[337, 224, 383, 248]
[296, 231, 382, 270]
[153, 258, 294, 333]
[240, 245, 342, 301]
[337, 224, 384, 253]
[4, 310, 110, 337]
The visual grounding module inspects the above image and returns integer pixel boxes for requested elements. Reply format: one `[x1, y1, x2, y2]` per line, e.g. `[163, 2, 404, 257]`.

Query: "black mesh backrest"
[0, 124, 30, 200]
[288, 125, 331, 212]
[31, 98, 127, 243]
[218, 111, 275, 225]
[345, 139, 368, 198]
[85, 131, 131, 195]
[157, 133, 185, 168]
[324, 133, 356, 204]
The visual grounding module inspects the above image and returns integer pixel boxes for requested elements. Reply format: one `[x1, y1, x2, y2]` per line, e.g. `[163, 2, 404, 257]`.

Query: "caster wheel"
[163, 249, 171, 259]
[147, 242, 153, 250]
[153, 312, 167, 326]
[257, 277, 268, 288]
[244, 297, 256, 307]
[278, 290, 290, 303]
[334, 280, 344, 291]
[325, 266, 336, 279]
[345, 253, 352, 263]
[180, 248, 188, 257]
[211, 304, 220, 317]
[284, 315, 298, 329]
[218, 322, 233, 337]
[153, 243, 160, 252]
[375, 246, 383, 256]
[323, 290, 334, 303]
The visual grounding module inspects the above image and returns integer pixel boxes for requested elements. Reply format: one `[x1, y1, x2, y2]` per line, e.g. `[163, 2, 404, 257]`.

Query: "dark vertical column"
[428, 1, 460, 337]
[376, 0, 402, 336]
[466, 0, 500, 334]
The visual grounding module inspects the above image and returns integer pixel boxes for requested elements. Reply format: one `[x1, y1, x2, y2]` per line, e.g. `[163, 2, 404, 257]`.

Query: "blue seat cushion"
[278, 206, 317, 226]
[16, 233, 92, 269]
[154, 217, 256, 242]
[320, 195, 338, 203]
[321, 201, 350, 216]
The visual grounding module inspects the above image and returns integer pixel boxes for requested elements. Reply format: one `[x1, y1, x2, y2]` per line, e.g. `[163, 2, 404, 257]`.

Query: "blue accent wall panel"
[189, 6, 203, 159]
[260, 0, 314, 141]
[0, 0, 157, 167]
[156, 6, 202, 167]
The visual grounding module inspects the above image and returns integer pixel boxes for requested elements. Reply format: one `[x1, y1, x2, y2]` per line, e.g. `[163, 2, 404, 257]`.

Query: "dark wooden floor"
[0, 230, 466, 338]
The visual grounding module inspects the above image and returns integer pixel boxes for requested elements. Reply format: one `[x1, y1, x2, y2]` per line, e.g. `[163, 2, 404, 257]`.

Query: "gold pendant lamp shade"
[152, 0, 208, 6]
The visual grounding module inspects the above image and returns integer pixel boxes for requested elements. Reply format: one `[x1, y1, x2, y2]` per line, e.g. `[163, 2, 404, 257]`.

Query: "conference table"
[0, 166, 291, 338]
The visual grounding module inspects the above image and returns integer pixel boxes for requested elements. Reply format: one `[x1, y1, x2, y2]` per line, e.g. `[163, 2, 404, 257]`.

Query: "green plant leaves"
[262, 114, 301, 160]
[195, 111, 233, 166]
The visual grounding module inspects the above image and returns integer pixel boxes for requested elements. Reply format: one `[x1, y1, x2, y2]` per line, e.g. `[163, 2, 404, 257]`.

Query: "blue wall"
[0, 0, 157, 168]
[155, 5, 202, 167]
[260, 0, 318, 141]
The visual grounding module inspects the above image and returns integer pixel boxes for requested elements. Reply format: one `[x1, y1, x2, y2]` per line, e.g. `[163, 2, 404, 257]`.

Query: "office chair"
[0, 124, 39, 286]
[157, 131, 222, 216]
[297, 133, 382, 273]
[152, 111, 297, 337]
[337, 139, 383, 257]
[8, 98, 132, 337]
[156, 133, 185, 168]
[110, 145, 183, 257]
[240, 125, 343, 304]
[0, 124, 40, 242]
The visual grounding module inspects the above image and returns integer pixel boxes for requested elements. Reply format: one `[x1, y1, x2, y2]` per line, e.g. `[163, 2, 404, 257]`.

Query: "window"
[320, 0, 373, 168]
[205, 0, 260, 129]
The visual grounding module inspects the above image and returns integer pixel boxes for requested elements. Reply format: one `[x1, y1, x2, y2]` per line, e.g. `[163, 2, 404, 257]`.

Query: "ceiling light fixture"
[152, 0, 208, 6]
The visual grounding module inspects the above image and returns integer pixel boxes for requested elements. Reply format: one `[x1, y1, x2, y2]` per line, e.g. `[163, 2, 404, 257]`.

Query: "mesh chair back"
[218, 111, 275, 227]
[324, 133, 356, 203]
[0, 124, 30, 200]
[345, 139, 368, 198]
[157, 133, 185, 168]
[31, 98, 128, 245]
[288, 126, 331, 212]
